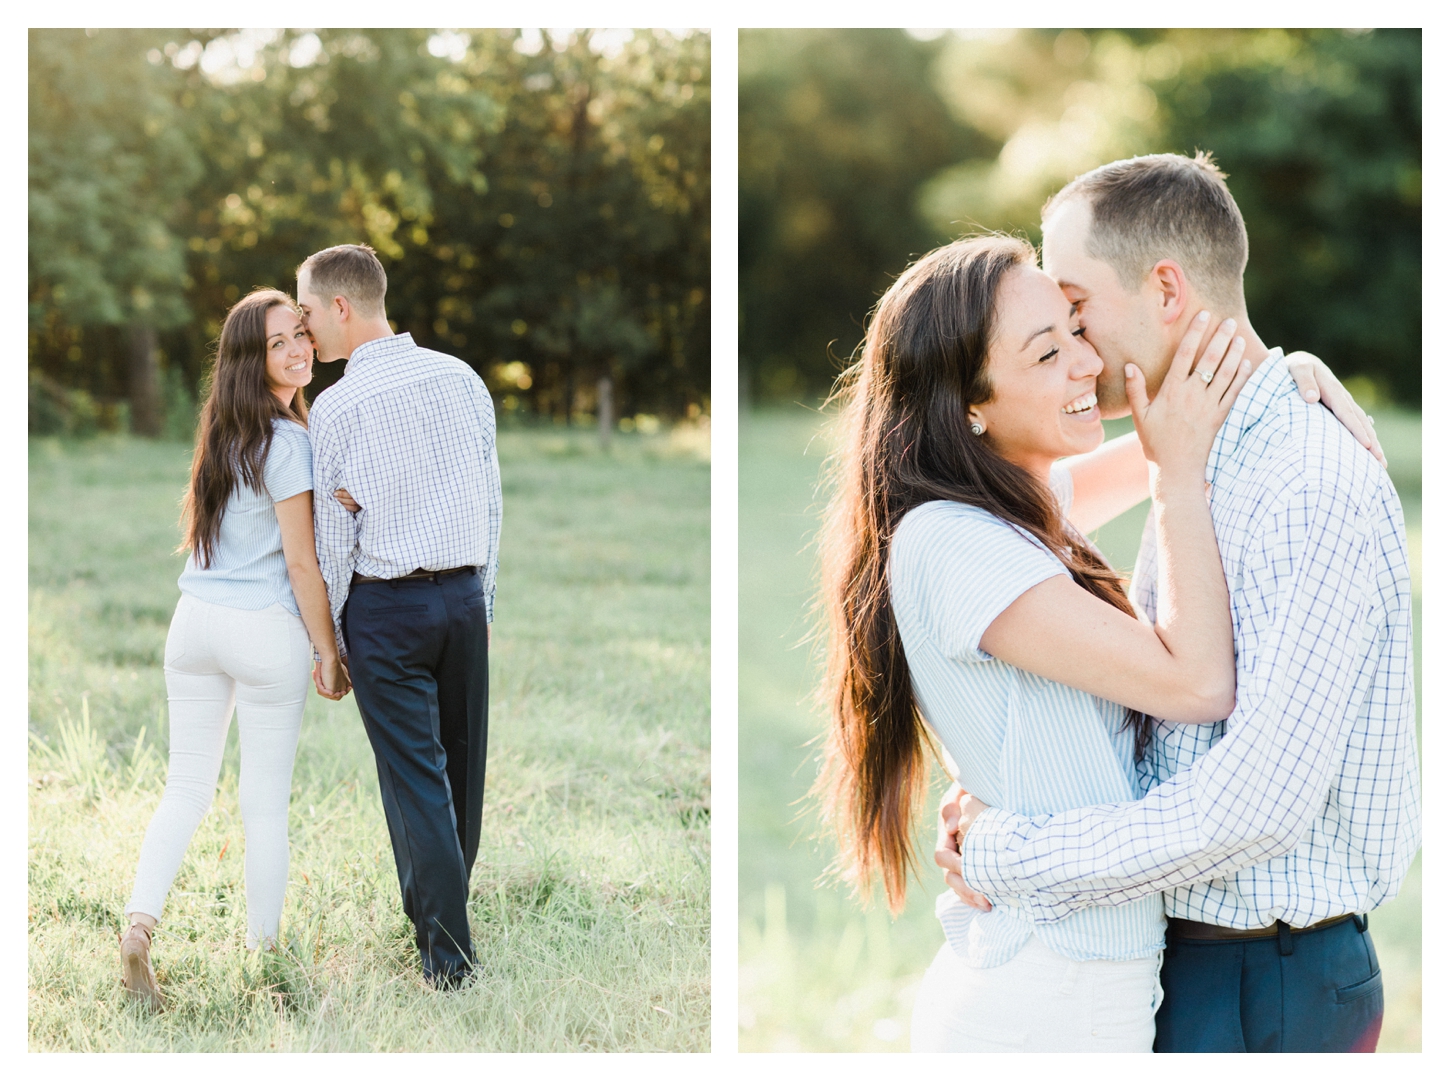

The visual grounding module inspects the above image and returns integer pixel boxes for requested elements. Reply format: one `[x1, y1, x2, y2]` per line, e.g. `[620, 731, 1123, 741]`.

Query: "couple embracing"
[119, 244, 500, 1005]
[817, 152, 1420, 1052]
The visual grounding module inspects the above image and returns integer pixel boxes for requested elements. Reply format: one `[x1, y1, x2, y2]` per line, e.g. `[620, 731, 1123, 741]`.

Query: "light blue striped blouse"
[177, 418, 314, 617]
[888, 462, 1166, 967]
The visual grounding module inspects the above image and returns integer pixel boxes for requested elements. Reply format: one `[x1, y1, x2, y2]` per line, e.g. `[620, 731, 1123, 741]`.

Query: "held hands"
[933, 784, 993, 912]
[313, 654, 351, 701]
[1127, 312, 1252, 486]
[335, 488, 361, 514]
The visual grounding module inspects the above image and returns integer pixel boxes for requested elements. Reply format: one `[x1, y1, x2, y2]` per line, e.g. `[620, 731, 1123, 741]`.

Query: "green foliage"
[740, 28, 1420, 404]
[29, 29, 709, 429]
[739, 30, 993, 403]
[29, 428, 709, 1050]
[29, 29, 202, 332]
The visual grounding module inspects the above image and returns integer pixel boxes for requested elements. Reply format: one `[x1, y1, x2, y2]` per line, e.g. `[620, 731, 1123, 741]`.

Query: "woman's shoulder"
[892, 500, 1063, 579]
[896, 499, 1037, 550]
[271, 416, 309, 438]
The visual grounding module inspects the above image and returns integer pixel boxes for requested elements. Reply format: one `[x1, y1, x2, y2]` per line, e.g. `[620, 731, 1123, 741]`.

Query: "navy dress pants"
[1154, 916, 1383, 1052]
[343, 570, 489, 986]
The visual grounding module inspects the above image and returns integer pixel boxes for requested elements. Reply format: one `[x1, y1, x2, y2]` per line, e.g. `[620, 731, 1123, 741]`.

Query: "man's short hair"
[298, 243, 387, 318]
[1043, 151, 1249, 312]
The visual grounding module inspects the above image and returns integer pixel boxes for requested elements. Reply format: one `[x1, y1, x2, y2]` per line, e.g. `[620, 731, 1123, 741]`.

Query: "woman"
[119, 288, 350, 1010]
[813, 235, 1376, 1051]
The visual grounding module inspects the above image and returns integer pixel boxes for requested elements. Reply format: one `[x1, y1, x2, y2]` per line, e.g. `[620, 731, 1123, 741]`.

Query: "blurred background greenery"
[29, 28, 709, 437]
[738, 28, 1421, 1053]
[741, 27, 1420, 410]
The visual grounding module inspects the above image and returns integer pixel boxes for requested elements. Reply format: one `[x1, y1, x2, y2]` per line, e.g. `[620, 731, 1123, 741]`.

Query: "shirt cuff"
[959, 805, 1032, 896]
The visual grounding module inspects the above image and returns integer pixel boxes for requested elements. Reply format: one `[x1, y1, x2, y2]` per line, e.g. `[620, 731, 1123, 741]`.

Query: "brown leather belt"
[1168, 913, 1357, 942]
[352, 566, 475, 585]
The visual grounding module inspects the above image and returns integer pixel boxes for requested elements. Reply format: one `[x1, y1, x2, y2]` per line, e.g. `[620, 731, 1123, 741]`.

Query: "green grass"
[738, 407, 1421, 1053]
[29, 424, 710, 1051]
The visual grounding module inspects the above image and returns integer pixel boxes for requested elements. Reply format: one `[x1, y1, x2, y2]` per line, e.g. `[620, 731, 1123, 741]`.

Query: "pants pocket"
[164, 598, 193, 669]
[1335, 970, 1383, 1006]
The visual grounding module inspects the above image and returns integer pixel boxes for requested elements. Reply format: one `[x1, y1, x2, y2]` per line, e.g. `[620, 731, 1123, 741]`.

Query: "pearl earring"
[970, 422, 985, 436]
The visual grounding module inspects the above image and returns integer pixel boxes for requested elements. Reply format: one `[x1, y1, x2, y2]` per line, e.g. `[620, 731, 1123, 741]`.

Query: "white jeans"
[911, 936, 1163, 1052]
[127, 595, 311, 947]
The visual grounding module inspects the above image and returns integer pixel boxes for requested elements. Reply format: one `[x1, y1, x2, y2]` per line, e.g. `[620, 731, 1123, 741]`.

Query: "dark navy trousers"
[343, 570, 489, 986]
[1154, 916, 1383, 1052]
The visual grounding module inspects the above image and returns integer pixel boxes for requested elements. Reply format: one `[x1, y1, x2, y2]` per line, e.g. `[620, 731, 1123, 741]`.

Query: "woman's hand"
[934, 784, 992, 911]
[1127, 311, 1252, 486]
[314, 654, 351, 700]
[1285, 351, 1387, 467]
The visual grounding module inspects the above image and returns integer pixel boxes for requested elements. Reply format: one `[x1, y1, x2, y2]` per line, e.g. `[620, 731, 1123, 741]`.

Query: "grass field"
[739, 406, 1422, 1053]
[28, 423, 710, 1052]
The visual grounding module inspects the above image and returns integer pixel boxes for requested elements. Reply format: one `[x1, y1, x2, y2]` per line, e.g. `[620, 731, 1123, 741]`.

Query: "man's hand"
[335, 488, 361, 514]
[934, 784, 993, 911]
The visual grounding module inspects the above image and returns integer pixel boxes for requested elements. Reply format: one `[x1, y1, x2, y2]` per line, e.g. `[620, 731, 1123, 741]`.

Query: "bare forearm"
[1064, 430, 1149, 533]
[1149, 468, 1236, 719]
[288, 562, 340, 662]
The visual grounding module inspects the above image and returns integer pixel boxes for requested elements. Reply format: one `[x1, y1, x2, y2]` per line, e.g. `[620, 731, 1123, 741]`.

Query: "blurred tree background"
[30, 27, 709, 438]
[741, 28, 1420, 407]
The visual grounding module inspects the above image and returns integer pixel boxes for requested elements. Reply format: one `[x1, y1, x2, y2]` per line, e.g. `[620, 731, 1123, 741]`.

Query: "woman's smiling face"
[263, 304, 314, 404]
[970, 264, 1106, 479]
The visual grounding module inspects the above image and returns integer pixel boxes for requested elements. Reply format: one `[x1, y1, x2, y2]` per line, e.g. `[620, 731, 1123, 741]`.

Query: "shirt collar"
[1206, 346, 1285, 481]
[345, 332, 414, 373]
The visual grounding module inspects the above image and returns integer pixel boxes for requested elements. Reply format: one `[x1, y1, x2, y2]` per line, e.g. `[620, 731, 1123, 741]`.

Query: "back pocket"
[1335, 970, 1382, 1005]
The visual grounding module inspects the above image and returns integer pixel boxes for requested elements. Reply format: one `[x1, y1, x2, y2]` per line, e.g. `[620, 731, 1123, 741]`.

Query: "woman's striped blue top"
[177, 418, 313, 616]
[888, 462, 1166, 967]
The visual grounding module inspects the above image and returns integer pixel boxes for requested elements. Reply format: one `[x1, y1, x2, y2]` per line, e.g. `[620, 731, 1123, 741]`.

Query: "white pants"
[911, 936, 1163, 1052]
[126, 595, 312, 947]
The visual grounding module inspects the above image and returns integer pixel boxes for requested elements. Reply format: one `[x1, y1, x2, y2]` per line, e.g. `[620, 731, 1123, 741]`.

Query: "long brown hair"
[181, 288, 310, 567]
[813, 235, 1148, 914]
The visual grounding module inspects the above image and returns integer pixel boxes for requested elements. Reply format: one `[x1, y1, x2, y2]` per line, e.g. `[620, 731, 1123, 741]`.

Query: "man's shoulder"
[1230, 390, 1399, 532]
[313, 341, 489, 418]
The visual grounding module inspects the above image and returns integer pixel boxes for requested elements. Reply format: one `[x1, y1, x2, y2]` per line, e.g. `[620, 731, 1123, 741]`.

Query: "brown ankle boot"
[120, 923, 163, 1011]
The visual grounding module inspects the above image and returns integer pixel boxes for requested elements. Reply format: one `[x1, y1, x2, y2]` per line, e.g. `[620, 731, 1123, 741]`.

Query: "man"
[936, 153, 1420, 1052]
[298, 243, 501, 988]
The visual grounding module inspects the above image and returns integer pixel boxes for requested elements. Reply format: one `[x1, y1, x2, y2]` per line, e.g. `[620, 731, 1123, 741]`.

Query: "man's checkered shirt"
[308, 333, 502, 653]
[960, 350, 1421, 928]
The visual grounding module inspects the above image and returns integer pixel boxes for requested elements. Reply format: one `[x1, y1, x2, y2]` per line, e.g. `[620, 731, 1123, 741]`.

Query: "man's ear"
[333, 294, 351, 323]
[1147, 259, 1190, 325]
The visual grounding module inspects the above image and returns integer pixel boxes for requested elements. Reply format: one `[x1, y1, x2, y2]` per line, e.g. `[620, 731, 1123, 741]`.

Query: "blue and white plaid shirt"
[960, 351, 1421, 928]
[309, 333, 502, 654]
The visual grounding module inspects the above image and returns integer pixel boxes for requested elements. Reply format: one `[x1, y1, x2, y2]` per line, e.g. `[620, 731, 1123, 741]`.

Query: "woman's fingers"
[1285, 351, 1388, 466]
[1286, 352, 1322, 403]
[1316, 373, 1380, 460]
[1192, 317, 1239, 384]
[1124, 363, 1150, 427]
[1218, 352, 1254, 411]
[1168, 310, 1213, 381]
[1208, 335, 1247, 401]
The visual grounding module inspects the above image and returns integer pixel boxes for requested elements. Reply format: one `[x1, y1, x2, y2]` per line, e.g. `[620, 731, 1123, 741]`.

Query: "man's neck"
[1235, 319, 1272, 373]
[345, 321, 396, 360]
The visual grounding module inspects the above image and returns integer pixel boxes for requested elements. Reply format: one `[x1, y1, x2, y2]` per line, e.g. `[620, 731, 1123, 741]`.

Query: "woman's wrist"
[1149, 463, 1208, 503]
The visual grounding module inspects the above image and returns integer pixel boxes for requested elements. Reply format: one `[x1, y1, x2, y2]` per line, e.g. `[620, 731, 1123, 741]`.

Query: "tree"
[739, 28, 1421, 405]
[29, 29, 202, 435]
[29, 28, 711, 434]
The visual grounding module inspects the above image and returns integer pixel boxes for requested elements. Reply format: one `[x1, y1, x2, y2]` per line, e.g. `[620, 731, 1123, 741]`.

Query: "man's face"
[296, 270, 345, 363]
[1041, 198, 1168, 419]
